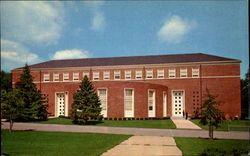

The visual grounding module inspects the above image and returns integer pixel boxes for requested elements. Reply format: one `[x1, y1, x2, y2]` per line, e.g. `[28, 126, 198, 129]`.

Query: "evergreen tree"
[241, 69, 249, 119]
[200, 88, 223, 139]
[72, 76, 102, 124]
[0, 70, 12, 91]
[15, 64, 48, 121]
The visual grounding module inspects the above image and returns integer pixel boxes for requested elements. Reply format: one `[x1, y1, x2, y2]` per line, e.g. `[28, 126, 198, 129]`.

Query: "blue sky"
[1, 1, 248, 78]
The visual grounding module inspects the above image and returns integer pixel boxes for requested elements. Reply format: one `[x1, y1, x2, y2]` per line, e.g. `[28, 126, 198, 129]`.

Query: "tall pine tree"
[72, 76, 102, 124]
[15, 64, 48, 121]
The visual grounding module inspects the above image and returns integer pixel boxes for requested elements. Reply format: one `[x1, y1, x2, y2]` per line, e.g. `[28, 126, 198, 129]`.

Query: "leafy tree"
[200, 88, 223, 139]
[14, 64, 48, 121]
[241, 69, 249, 119]
[1, 89, 24, 132]
[0, 70, 12, 91]
[72, 76, 102, 124]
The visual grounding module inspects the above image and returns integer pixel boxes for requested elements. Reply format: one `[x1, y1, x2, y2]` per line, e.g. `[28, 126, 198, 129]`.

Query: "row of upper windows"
[43, 68, 199, 82]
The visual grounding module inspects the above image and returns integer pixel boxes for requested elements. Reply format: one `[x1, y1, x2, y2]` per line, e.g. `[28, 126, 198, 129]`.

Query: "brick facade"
[12, 54, 241, 119]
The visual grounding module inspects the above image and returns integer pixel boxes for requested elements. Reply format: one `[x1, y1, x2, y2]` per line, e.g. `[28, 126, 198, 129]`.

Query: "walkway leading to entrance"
[101, 136, 182, 156]
[171, 117, 201, 130]
[2, 122, 248, 140]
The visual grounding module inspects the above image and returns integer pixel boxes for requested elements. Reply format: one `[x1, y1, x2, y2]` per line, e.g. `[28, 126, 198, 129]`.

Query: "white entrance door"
[172, 91, 184, 117]
[148, 90, 155, 117]
[56, 93, 65, 117]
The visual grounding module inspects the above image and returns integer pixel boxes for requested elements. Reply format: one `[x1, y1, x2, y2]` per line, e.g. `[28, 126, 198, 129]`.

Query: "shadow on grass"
[73, 120, 105, 125]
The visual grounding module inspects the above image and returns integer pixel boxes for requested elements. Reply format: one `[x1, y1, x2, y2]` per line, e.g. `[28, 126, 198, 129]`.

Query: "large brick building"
[12, 53, 241, 119]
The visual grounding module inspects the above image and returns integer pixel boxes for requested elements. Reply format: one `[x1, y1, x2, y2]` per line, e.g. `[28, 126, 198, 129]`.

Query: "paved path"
[101, 136, 182, 156]
[171, 118, 201, 130]
[2, 122, 248, 140]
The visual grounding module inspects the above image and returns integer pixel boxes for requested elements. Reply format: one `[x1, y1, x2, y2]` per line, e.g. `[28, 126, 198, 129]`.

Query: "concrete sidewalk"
[1, 122, 248, 140]
[101, 136, 182, 156]
[171, 118, 201, 130]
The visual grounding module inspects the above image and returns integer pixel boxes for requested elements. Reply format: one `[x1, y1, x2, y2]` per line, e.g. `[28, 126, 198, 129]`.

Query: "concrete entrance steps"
[101, 136, 182, 156]
[171, 117, 201, 130]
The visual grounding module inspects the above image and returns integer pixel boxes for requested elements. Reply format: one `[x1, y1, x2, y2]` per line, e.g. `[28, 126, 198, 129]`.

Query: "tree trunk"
[209, 123, 214, 139]
[9, 119, 13, 133]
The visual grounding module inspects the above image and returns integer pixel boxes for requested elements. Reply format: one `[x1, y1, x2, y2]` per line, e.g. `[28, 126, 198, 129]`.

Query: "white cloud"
[85, 1, 105, 31]
[157, 15, 197, 44]
[51, 49, 90, 60]
[1, 1, 64, 45]
[91, 12, 105, 31]
[1, 39, 43, 71]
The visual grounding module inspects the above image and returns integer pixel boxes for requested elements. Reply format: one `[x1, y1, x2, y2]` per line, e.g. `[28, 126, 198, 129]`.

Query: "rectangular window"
[124, 89, 133, 111]
[192, 68, 199, 77]
[148, 90, 155, 111]
[82, 72, 89, 79]
[93, 72, 99, 80]
[63, 73, 69, 81]
[163, 92, 167, 117]
[125, 70, 131, 80]
[136, 70, 142, 79]
[73, 72, 79, 81]
[114, 71, 121, 80]
[43, 74, 50, 82]
[148, 90, 156, 117]
[157, 69, 164, 79]
[53, 73, 59, 81]
[180, 68, 187, 78]
[103, 71, 110, 80]
[124, 89, 134, 117]
[169, 69, 176, 78]
[146, 70, 153, 79]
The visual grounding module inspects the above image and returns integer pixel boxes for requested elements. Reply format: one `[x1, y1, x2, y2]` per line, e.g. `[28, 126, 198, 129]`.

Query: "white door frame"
[163, 91, 167, 117]
[148, 89, 156, 117]
[171, 90, 185, 117]
[97, 88, 108, 118]
[55, 92, 69, 117]
[124, 88, 134, 117]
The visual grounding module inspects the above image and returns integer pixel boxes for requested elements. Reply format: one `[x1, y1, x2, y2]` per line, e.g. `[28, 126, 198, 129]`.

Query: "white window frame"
[135, 70, 142, 80]
[146, 69, 153, 79]
[125, 70, 131, 80]
[148, 89, 156, 117]
[53, 73, 59, 82]
[157, 69, 164, 79]
[169, 69, 176, 78]
[114, 71, 121, 80]
[73, 72, 79, 81]
[124, 88, 134, 117]
[192, 68, 199, 77]
[82, 72, 89, 79]
[103, 71, 110, 80]
[180, 68, 187, 78]
[43, 74, 50, 82]
[63, 73, 69, 81]
[98, 88, 108, 117]
[93, 72, 100, 81]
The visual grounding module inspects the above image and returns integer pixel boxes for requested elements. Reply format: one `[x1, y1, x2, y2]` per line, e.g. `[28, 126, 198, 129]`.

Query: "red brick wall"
[11, 63, 241, 118]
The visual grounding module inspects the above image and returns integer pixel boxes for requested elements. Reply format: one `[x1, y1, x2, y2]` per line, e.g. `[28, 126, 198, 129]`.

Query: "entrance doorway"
[172, 91, 184, 117]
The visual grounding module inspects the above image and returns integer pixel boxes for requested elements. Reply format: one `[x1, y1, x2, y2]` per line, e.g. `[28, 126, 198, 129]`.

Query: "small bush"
[200, 148, 249, 156]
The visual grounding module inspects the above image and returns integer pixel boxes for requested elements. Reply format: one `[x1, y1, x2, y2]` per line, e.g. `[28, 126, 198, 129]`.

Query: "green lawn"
[175, 137, 249, 156]
[1, 130, 130, 156]
[191, 119, 249, 131]
[33, 117, 176, 129]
